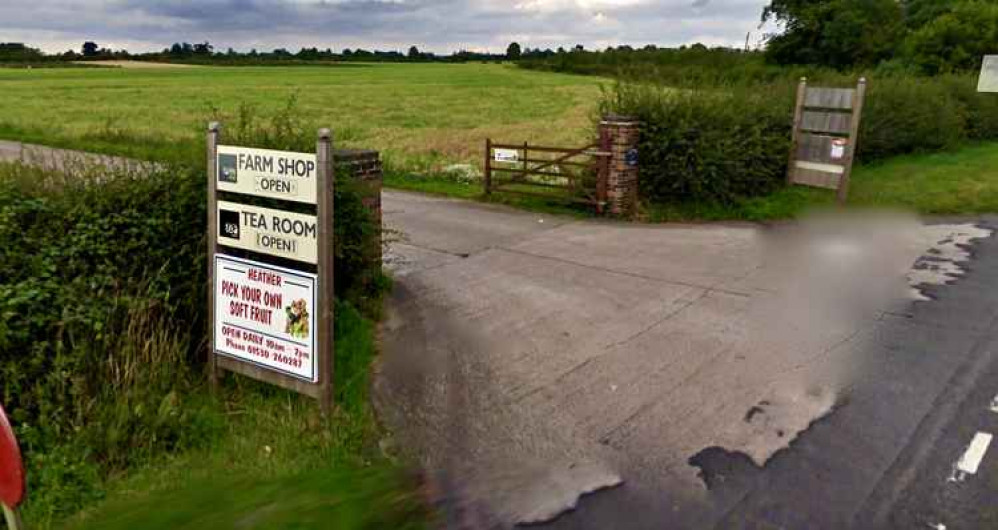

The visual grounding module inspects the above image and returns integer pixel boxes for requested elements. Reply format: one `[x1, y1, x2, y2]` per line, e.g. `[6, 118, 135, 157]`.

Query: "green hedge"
[0, 147, 383, 521]
[602, 73, 998, 205]
[602, 83, 792, 204]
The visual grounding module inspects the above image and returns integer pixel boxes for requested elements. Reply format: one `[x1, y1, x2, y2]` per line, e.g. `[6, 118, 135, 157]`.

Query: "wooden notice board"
[787, 78, 867, 203]
[207, 123, 336, 416]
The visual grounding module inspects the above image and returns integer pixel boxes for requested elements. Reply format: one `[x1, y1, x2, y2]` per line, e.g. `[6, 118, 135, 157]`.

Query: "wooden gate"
[484, 136, 612, 213]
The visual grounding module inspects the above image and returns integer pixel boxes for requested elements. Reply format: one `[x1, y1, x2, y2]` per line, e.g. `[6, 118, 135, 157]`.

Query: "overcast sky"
[1, 0, 774, 55]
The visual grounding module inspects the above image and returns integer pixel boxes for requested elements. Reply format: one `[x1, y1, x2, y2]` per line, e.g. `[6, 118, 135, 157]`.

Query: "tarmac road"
[376, 190, 998, 530]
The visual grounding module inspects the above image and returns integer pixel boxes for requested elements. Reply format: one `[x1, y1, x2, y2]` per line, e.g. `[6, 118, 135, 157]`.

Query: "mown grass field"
[0, 63, 602, 170]
[3, 61, 998, 221]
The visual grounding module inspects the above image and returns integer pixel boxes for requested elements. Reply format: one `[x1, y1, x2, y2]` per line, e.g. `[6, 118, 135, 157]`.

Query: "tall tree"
[408, 46, 420, 59]
[762, 0, 903, 68]
[506, 42, 521, 60]
[903, 0, 998, 74]
[193, 42, 213, 55]
[902, 0, 959, 29]
[82, 41, 99, 57]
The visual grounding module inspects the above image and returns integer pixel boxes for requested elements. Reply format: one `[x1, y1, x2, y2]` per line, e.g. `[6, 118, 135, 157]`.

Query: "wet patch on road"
[724, 387, 839, 467]
[458, 460, 624, 527]
[688, 446, 761, 491]
[907, 224, 993, 301]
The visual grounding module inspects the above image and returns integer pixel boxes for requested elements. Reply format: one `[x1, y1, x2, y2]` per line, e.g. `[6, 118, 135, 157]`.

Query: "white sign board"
[217, 145, 317, 204]
[830, 138, 847, 160]
[493, 148, 521, 163]
[217, 201, 318, 264]
[215, 254, 317, 382]
[979, 56, 998, 93]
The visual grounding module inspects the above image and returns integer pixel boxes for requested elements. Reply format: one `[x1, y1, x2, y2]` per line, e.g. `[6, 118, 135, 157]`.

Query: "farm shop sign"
[217, 201, 318, 264]
[215, 255, 317, 381]
[207, 123, 336, 415]
[217, 145, 317, 204]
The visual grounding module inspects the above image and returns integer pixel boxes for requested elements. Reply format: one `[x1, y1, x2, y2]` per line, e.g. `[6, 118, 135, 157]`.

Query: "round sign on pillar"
[625, 148, 639, 167]
[0, 405, 25, 509]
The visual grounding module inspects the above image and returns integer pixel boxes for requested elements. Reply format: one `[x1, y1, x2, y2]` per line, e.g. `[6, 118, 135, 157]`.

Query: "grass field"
[4, 62, 998, 220]
[0, 63, 602, 170]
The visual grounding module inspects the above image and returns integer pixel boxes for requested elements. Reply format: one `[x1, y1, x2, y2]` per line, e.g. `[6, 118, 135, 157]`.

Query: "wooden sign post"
[787, 77, 867, 204]
[207, 124, 336, 416]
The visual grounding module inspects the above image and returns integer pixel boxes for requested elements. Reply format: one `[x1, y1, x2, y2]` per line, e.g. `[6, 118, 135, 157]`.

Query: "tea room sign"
[216, 201, 318, 264]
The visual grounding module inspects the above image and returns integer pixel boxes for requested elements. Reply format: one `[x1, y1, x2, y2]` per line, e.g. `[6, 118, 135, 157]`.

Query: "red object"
[0, 405, 25, 508]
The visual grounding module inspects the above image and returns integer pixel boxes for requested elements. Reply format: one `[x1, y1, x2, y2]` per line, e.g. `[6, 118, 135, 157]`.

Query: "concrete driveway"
[375, 190, 996, 529]
[3, 140, 993, 528]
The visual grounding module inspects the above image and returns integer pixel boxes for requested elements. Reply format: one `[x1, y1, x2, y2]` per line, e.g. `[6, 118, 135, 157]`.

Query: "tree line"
[4, 1, 992, 74]
[763, 0, 998, 74]
[0, 41, 535, 65]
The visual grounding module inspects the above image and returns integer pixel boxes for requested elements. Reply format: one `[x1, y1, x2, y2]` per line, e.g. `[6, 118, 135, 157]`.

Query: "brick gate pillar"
[335, 148, 383, 267]
[599, 115, 640, 217]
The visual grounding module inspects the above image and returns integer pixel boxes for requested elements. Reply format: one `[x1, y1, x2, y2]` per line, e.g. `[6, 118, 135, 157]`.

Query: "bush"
[520, 46, 834, 87]
[600, 72, 998, 207]
[857, 76, 968, 160]
[942, 75, 998, 141]
[0, 160, 214, 521]
[601, 82, 794, 205]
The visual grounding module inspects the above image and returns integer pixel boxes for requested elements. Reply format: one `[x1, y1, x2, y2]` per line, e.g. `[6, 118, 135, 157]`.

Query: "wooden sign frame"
[207, 123, 335, 416]
[787, 77, 867, 203]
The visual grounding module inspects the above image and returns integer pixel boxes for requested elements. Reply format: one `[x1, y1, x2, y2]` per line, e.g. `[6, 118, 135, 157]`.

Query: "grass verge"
[56, 303, 428, 530]
[643, 142, 998, 222]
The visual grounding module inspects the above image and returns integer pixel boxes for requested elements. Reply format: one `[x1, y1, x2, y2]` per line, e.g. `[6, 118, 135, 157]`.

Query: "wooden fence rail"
[484, 139, 611, 212]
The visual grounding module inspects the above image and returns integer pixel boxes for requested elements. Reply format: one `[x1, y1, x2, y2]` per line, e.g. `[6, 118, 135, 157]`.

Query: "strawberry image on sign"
[285, 299, 310, 339]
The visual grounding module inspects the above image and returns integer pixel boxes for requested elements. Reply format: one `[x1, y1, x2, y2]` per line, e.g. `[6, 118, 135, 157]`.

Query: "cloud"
[0, 0, 769, 54]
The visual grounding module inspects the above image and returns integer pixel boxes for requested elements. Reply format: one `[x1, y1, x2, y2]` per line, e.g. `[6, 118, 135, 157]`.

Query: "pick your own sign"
[214, 255, 317, 381]
[207, 123, 336, 415]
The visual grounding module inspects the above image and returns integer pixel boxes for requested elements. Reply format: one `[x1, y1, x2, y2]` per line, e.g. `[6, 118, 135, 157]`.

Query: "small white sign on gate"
[493, 148, 521, 163]
[214, 254, 317, 382]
